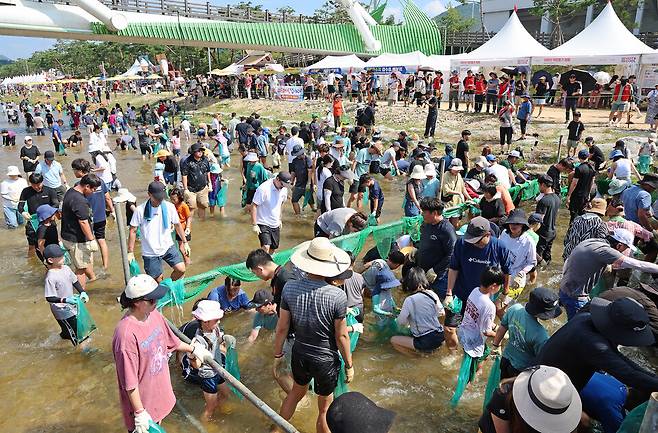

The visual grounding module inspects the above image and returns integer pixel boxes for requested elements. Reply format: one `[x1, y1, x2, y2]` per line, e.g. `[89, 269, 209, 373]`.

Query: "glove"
[351, 323, 364, 334]
[133, 410, 152, 433]
[64, 296, 76, 304]
[80, 292, 89, 303]
[346, 306, 358, 316]
[426, 269, 438, 284]
[127, 252, 135, 262]
[21, 211, 31, 221]
[183, 242, 191, 257]
[252, 224, 261, 234]
[190, 340, 213, 362]
[87, 240, 99, 252]
[223, 334, 236, 350]
[208, 185, 213, 192]
[443, 294, 454, 309]
[491, 345, 502, 357]
[345, 365, 354, 383]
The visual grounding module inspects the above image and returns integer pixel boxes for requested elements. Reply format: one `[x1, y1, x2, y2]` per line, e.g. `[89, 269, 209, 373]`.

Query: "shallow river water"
[0, 118, 635, 433]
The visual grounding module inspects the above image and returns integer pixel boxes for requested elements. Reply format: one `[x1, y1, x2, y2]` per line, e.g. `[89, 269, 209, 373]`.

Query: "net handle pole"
[113, 197, 131, 286]
[165, 319, 300, 433]
[640, 392, 658, 433]
[437, 158, 446, 194]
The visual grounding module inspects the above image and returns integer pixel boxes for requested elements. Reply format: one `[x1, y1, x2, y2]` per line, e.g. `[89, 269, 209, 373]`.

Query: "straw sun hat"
[290, 237, 350, 277]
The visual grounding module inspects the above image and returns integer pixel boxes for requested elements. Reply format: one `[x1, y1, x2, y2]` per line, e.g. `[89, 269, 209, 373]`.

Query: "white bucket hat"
[291, 237, 351, 277]
[6, 165, 21, 176]
[410, 165, 425, 180]
[192, 299, 224, 321]
[124, 274, 168, 300]
[114, 188, 137, 203]
[513, 366, 582, 433]
[449, 159, 464, 171]
[424, 163, 437, 177]
[244, 152, 258, 162]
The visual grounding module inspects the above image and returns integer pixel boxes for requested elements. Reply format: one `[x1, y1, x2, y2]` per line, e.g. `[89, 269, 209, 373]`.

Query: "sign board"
[534, 55, 640, 65]
[366, 66, 409, 74]
[274, 86, 304, 101]
[307, 68, 341, 74]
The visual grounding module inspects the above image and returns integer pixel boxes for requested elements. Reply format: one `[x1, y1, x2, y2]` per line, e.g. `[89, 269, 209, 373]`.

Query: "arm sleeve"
[396, 297, 412, 326]
[590, 342, 658, 392]
[433, 229, 457, 275]
[115, 348, 141, 391]
[252, 187, 264, 207]
[617, 256, 658, 274]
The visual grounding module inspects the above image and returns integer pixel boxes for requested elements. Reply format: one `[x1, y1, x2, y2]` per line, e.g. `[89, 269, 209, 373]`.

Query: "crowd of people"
[2, 75, 658, 433]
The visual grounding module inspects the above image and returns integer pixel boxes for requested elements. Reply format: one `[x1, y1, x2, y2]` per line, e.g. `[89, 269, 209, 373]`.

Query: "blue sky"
[0, 0, 447, 60]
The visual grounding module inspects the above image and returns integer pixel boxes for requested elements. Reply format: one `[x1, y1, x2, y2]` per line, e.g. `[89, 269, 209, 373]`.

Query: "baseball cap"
[464, 216, 490, 244]
[44, 150, 55, 161]
[577, 149, 589, 159]
[509, 150, 521, 158]
[24, 135, 33, 143]
[249, 289, 274, 308]
[485, 154, 496, 162]
[276, 171, 292, 185]
[528, 212, 544, 225]
[610, 228, 637, 253]
[148, 181, 166, 201]
[124, 274, 169, 300]
[43, 244, 64, 259]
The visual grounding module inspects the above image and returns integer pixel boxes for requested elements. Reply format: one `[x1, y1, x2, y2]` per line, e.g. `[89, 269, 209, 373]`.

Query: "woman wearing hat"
[0, 165, 27, 229]
[499, 209, 537, 304]
[486, 72, 500, 114]
[479, 365, 582, 433]
[440, 159, 470, 207]
[533, 76, 549, 117]
[113, 275, 212, 433]
[498, 100, 515, 153]
[404, 165, 425, 217]
[155, 149, 178, 186]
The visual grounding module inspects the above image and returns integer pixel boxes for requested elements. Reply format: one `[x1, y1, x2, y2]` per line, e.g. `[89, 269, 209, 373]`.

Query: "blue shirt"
[516, 101, 532, 120]
[51, 123, 62, 141]
[422, 178, 440, 198]
[35, 160, 63, 188]
[355, 148, 371, 177]
[580, 373, 627, 433]
[369, 180, 384, 201]
[252, 312, 278, 331]
[207, 285, 251, 312]
[500, 304, 549, 370]
[621, 185, 651, 224]
[449, 237, 512, 301]
[87, 181, 109, 223]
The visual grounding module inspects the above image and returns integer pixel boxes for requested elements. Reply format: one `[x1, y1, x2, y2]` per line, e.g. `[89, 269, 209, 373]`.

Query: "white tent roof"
[305, 55, 366, 73]
[365, 51, 430, 73]
[451, 11, 550, 67]
[535, 3, 654, 65]
[643, 51, 658, 64]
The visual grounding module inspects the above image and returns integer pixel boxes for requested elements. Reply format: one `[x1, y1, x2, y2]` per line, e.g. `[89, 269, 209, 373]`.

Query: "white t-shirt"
[380, 147, 396, 168]
[95, 154, 113, 185]
[181, 119, 191, 132]
[88, 132, 106, 153]
[316, 166, 332, 201]
[253, 178, 287, 228]
[130, 201, 180, 257]
[457, 288, 496, 357]
[0, 177, 27, 207]
[285, 136, 304, 164]
[488, 163, 511, 189]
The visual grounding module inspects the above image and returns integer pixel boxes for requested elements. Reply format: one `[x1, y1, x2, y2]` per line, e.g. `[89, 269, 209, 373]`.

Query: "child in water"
[247, 289, 279, 343]
[208, 163, 226, 218]
[43, 244, 89, 346]
[169, 188, 192, 265]
[372, 270, 400, 325]
[181, 300, 231, 421]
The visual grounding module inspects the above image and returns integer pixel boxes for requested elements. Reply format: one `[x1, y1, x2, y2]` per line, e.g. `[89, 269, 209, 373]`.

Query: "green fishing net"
[373, 224, 403, 259]
[29, 214, 39, 231]
[225, 342, 243, 400]
[347, 308, 361, 352]
[302, 189, 314, 209]
[332, 227, 372, 256]
[333, 308, 362, 398]
[402, 215, 423, 242]
[216, 181, 228, 207]
[596, 177, 612, 196]
[637, 155, 652, 175]
[129, 259, 141, 277]
[482, 356, 501, 411]
[450, 346, 491, 408]
[590, 277, 609, 298]
[74, 295, 96, 345]
[334, 356, 349, 398]
[148, 420, 167, 432]
[446, 297, 463, 314]
[616, 401, 648, 433]
[508, 180, 539, 202]
[157, 278, 186, 308]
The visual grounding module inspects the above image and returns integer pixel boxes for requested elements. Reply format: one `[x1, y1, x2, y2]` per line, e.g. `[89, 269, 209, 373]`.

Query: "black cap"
[148, 181, 166, 200]
[464, 216, 490, 244]
[537, 174, 553, 187]
[44, 244, 65, 259]
[591, 297, 655, 346]
[528, 213, 544, 225]
[249, 289, 274, 308]
[44, 150, 55, 161]
[327, 392, 396, 433]
[525, 287, 562, 320]
[190, 143, 203, 153]
[276, 171, 292, 185]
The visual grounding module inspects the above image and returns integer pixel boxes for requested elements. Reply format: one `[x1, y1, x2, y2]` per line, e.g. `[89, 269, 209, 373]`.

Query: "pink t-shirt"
[171, 136, 181, 150]
[112, 310, 181, 430]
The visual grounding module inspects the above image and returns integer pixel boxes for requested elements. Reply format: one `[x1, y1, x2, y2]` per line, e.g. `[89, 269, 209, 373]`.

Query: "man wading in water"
[272, 237, 354, 433]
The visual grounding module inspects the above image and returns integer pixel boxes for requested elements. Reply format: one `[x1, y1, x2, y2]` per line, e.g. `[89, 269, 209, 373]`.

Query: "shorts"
[328, 85, 336, 94]
[181, 354, 226, 393]
[56, 315, 79, 346]
[611, 101, 629, 112]
[93, 220, 106, 240]
[291, 186, 306, 203]
[463, 92, 475, 102]
[413, 330, 444, 352]
[291, 348, 340, 396]
[139, 144, 151, 155]
[380, 167, 391, 177]
[142, 243, 183, 279]
[245, 189, 256, 205]
[534, 97, 546, 105]
[499, 356, 522, 380]
[62, 239, 94, 270]
[184, 186, 209, 210]
[258, 224, 280, 250]
[567, 139, 579, 149]
[444, 302, 463, 328]
[349, 179, 360, 194]
[25, 223, 37, 246]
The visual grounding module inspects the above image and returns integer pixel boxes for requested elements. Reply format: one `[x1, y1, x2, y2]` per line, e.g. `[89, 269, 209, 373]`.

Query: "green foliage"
[233, 1, 263, 11]
[313, 0, 355, 23]
[531, 0, 597, 43]
[437, 6, 477, 32]
[612, 0, 640, 31]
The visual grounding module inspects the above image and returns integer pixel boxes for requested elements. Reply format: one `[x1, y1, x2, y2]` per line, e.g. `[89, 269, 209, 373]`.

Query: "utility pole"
[207, 47, 212, 73]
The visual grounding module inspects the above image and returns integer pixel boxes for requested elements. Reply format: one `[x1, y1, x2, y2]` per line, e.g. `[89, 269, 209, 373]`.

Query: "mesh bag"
[29, 214, 39, 232]
[402, 216, 423, 242]
[347, 308, 361, 352]
[302, 189, 314, 209]
[225, 343, 243, 400]
[148, 420, 167, 432]
[333, 355, 349, 398]
[129, 259, 141, 277]
[483, 356, 502, 411]
[74, 295, 97, 345]
[446, 297, 463, 314]
[157, 278, 186, 308]
[216, 181, 228, 207]
[450, 346, 491, 408]
[373, 224, 403, 259]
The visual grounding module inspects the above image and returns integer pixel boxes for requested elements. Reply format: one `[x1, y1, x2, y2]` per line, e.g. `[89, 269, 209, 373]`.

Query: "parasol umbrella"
[531, 70, 553, 87]
[418, 66, 435, 72]
[284, 67, 300, 74]
[243, 68, 260, 75]
[500, 66, 530, 77]
[146, 73, 162, 79]
[559, 69, 597, 93]
[593, 71, 611, 85]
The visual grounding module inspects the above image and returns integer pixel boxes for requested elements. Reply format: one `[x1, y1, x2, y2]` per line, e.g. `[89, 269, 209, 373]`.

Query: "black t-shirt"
[36, 222, 59, 247]
[181, 156, 210, 192]
[534, 82, 548, 97]
[480, 198, 505, 220]
[18, 185, 57, 214]
[299, 127, 311, 144]
[427, 96, 438, 114]
[418, 219, 457, 276]
[567, 120, 585, 140]
[573, 162, 595, 197]
[290, 155, 312, 188]
[322, 176, 344, 213]
[271, 265, 293, 315]
[61, 188, 91, 243]
[536, 192, 561, 238]
[589, 145, 605, 171]
[456, 139, 469, 168]
[20, 145, 40, 172]
[478, 384, 515, 433]
[68, 134, 82, 145]
[546, 165, 561, 191]
[564, 81, 582, 97]
[235, 122, 250, 144]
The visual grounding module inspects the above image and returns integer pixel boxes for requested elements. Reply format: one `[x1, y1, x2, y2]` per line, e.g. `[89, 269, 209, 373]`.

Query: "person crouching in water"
[181, 299, 231, 421]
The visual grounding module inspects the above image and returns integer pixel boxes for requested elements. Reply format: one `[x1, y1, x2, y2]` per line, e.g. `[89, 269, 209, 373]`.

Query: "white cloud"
[424, 0, 447, 17]
[383, 6, 403, 22]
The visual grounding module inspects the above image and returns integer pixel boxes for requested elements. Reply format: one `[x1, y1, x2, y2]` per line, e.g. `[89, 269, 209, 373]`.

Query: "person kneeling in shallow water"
[180, 300, 232, 421]
[391, 267, 445, 355]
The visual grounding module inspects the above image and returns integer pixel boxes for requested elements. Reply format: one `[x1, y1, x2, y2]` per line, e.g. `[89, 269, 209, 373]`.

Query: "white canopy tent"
[304, 55, 367, 74]
[450, 11, 551, 68]
[534, 3, 654, 65]
[365, 51, 430, 74]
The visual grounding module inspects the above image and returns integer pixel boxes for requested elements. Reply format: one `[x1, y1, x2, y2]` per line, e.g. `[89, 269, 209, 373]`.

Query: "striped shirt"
[563, 213, 610, 261]
[607, 216, 652, 242]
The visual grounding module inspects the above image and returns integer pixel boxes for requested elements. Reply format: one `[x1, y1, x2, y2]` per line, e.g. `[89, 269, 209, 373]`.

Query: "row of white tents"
[304, 3, 658, 74]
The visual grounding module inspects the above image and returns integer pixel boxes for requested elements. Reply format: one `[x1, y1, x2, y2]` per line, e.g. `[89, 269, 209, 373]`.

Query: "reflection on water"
[0, 119, 650, 433]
